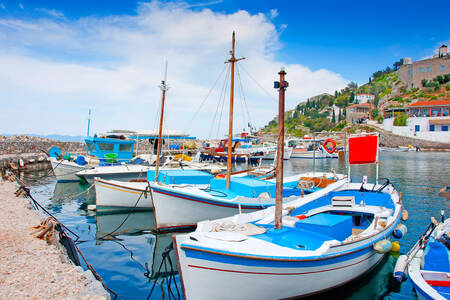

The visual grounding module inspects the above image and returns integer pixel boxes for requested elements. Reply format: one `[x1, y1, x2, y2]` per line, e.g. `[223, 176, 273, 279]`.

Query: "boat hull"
[174, 235, 385, 300]
[152, 186, 261, 230]
[78, 168, 149, 184]
[94, 179, 153, 211]
[50, 157, 90, 182]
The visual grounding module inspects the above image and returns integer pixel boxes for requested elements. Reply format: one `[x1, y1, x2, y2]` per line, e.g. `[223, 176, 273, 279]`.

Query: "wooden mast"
[154, 61, 169, 182]
[225, 31, 244, 189]
[274, 67, 288, 229]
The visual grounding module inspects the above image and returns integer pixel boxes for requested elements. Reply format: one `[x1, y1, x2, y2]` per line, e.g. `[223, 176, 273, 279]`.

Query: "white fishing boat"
[289, 137, 339, 159]
[49, 156, 94, 182]
[172, 67, 404, 299]
[150, 171, 343, 230]
[77, 154, 222, 184]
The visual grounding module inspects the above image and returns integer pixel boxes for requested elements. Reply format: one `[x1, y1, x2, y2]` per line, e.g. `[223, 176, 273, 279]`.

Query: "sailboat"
[172, 68, 405, 299]
[148, 32, 344, 230]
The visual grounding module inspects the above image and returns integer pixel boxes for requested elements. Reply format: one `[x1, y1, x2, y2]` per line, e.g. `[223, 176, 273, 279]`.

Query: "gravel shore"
[0, 179, 109, 300]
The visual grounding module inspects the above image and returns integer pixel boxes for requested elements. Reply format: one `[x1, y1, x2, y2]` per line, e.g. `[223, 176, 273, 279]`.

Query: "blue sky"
[0, 0, 448, 136]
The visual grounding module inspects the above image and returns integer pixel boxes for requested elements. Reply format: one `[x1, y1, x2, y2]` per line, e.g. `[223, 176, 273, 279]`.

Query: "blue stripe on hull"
[183, 245, 374, 268]
[152, 187, 270, 210]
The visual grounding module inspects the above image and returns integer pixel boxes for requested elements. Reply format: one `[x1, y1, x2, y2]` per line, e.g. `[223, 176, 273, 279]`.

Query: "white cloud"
[0, 1, 348, 137]
[36, 8, 65, 19]
[269, 9, 278, 19]
[18, 3, 23, 9]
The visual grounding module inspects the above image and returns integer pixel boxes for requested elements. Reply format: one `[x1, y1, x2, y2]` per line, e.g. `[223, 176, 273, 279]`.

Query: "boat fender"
[18, 159, 25, 168]
[295, 215, 307, 220]
[401, 209, 408, 221]
[393, 224, 407, 239]
[391, 241, 401, 252]
[215, 174, 226, 179]
[393, 254, 408, 282]
[374, 239, 392, 254]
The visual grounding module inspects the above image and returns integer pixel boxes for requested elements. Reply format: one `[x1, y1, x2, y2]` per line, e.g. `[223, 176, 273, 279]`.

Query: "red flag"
[348, 135, 378, 164]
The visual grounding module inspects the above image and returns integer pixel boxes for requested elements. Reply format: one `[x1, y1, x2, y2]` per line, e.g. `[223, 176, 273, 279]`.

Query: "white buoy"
[87, 204, 96, 211]
[373, 239, 392, 254]
[393, 224, 408, 239]
[393, 255, 408, 282]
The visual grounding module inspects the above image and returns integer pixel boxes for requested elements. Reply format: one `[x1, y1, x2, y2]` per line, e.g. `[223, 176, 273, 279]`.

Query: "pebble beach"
[0, 178, 109, 300]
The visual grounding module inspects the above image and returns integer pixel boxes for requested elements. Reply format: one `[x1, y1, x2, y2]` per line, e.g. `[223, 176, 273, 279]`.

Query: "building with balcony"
[383, 100, 450, 143]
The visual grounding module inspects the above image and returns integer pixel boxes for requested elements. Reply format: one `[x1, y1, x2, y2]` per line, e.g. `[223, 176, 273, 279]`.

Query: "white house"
[383, 100, 450, 143]
[355, 93, 375, 104]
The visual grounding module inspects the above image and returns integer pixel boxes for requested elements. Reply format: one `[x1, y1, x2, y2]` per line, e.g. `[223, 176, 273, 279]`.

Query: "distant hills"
[2, 133, 85, 142]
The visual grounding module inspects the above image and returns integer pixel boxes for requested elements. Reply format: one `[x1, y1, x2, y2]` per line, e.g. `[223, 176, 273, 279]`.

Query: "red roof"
[348, 102, 373, 108]
[408, 100, 450, 107]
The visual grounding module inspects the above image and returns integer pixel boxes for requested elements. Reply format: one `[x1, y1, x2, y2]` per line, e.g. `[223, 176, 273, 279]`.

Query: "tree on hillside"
[338, 107, 342, 122]
[332, 109, 336, 123]
[347, 81, 358, 90]
[369, 77, 372, 84]
[350, 92, 355, 103]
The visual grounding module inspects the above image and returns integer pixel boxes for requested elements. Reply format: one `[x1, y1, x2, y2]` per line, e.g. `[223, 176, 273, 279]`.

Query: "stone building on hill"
[399, 45, 450, 89]
[346, 102, 375, 123]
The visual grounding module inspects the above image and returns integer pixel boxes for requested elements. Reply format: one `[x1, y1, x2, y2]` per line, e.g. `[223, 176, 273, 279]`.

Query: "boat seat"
[332, 196, 355, 208]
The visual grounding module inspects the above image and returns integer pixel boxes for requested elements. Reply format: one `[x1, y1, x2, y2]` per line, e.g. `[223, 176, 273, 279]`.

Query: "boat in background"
[49, 133, 136, 182]
[288, 137, 339, 159]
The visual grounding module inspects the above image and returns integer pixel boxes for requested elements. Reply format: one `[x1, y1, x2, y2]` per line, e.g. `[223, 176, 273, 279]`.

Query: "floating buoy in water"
[401, 210, 408, 221]
[393, 224, 407, 239]
[18, 159, 25, 168]
[374, 239, 392, 254]
[87, 204, 96, 211]
[393, 255, 408, 282]
[391, 241, 400, 252]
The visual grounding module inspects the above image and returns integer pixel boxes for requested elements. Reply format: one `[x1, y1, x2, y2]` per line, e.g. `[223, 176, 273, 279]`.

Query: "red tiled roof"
[408, 100, 450, 107]
[347, 102, 373, 108]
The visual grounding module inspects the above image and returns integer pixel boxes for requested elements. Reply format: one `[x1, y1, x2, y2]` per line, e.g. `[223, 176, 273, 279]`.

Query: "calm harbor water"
[21, 151, 450, 300]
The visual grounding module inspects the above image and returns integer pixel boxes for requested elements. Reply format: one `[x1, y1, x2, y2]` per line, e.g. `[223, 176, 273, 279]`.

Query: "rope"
[97, 183, 152, 240]
[51, 184, 94, 202]
[239, 64, 277, 103]
[146, 242, 180, 300]
[185, 64, 228, 132]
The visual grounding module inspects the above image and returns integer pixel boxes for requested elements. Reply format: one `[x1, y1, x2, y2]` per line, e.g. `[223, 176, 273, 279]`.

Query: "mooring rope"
[146, 242, 180, 300]
[97, 182, 152, 240]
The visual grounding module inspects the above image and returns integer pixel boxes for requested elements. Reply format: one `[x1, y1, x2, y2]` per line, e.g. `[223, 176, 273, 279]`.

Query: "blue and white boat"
[49, 133, 136, 182]
[406, 216, 450, 300]
[393, 190, 450, 300]
[172, 177, 403, 299]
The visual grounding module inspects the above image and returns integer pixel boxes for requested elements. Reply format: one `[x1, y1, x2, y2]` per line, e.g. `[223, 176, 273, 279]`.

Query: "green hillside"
[262, 66, 399, 136]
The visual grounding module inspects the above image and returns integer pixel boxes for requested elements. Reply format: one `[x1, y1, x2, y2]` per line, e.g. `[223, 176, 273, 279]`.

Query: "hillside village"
[262, 45, 450, 143]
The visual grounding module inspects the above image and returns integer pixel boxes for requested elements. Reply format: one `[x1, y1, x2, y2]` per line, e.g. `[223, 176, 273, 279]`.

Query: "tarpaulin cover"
[348, 135, 378, 164]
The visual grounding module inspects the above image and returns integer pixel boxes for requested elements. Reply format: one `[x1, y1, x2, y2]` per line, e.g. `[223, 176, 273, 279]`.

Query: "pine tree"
[338, 107, 342, 122]
[332, 109, 336, 123]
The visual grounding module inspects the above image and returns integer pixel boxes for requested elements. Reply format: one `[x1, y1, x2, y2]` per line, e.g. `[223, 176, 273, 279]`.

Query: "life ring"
[323, 138, 337, 154]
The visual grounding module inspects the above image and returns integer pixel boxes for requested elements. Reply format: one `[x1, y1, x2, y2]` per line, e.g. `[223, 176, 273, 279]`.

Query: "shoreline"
[0, 178, 110, 299]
